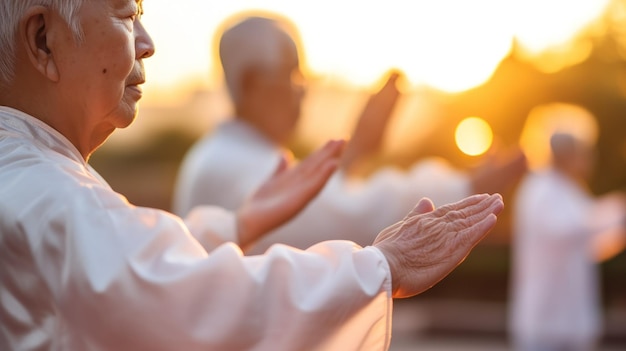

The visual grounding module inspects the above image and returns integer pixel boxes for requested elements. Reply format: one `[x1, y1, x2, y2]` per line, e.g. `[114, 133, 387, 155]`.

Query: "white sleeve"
[247, 157, 472, 254]
[23, 186, 392, 351]
[183, 205, 239, 250]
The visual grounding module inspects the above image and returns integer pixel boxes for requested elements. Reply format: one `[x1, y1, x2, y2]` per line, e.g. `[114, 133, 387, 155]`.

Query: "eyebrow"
[114, 0, 140, 14]
[137, 0, 144, 15]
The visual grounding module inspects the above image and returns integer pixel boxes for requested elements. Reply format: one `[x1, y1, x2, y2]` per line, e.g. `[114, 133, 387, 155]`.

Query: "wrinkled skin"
[374, 193, 504, 298]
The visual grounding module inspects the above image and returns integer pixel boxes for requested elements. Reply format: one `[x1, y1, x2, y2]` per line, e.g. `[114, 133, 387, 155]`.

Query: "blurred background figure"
[509, 102, 626, 351]
[172, 12, 527, 254]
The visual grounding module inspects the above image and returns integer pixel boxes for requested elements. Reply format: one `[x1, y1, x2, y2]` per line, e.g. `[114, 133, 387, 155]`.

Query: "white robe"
[509, 169, 625, 346]
[0, 106, 393, 351]
[173, 119, 471, 254]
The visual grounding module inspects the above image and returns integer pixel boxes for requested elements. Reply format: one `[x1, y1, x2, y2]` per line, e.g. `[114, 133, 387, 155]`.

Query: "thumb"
[270, 151, 293, 177]
[408, 197, 435, 217]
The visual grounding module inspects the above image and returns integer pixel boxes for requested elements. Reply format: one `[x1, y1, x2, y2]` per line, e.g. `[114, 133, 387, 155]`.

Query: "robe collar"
[0, 106, 85, 166]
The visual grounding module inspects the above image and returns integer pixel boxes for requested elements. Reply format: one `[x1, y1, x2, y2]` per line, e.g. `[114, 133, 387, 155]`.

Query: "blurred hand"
[341, 70, 402, 175]
[236, 140, 345, 249]
[591, 191, 626, 262]
[470, 147, 527, 195]
[373, 193, 504, 298]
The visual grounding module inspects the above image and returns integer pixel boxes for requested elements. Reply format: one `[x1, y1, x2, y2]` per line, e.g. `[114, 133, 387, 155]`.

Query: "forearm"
[39, 208, 392, 350]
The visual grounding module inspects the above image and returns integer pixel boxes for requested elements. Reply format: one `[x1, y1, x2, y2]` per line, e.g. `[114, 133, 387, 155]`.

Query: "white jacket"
[0, 106, 393, 351]
[509, 169, 624, 343]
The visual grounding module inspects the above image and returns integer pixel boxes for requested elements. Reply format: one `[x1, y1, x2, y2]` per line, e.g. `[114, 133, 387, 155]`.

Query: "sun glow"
[140, 0, 611, 98]
[511, 0, 610, 73]
[455, 117, 494, 157]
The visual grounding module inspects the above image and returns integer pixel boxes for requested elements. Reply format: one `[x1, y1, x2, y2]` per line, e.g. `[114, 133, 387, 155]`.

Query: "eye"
[125, 7, 141, 24]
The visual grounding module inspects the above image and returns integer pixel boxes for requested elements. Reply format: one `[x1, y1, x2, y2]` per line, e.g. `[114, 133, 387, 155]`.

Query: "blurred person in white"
[0, 0, 505, 350]
[173, 12, 527, 254]
[509, 103, 626, 351]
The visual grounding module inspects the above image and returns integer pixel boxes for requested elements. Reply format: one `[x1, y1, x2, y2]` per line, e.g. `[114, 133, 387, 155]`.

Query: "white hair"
[218, 15, 300, 105]
[0, 0, 85, 84]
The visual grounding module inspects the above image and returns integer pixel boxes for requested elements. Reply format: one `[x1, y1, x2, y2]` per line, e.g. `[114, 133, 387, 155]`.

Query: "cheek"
[91, 27, 135, 78]
[98, 41, 135, 79]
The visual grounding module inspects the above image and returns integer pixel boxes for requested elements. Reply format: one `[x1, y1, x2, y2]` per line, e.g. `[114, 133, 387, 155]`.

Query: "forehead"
[108, 0, 142, 10]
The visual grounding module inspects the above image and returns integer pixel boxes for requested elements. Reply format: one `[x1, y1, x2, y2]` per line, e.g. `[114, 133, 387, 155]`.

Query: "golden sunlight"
[298, 0, 513, 92]
[511, 0, 610, 73]
[140, 0, 611, 95]
[455, 117, 493, 156]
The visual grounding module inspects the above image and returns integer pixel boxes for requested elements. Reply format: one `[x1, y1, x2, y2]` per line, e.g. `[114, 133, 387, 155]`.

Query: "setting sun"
[455, 117, 494, 156]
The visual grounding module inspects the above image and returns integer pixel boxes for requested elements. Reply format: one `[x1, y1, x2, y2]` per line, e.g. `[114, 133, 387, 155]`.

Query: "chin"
[112, 109, 139, 129]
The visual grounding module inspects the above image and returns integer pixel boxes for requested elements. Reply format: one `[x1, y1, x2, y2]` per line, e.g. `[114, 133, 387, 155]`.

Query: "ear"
[21, 6, 59, 82]
[240, 68, 260, 98]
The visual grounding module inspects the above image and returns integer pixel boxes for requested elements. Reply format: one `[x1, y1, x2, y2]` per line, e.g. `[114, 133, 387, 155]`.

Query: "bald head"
[216, 14, 305, 145]
[219, 15, 300, 105]
[550, 132, 595, 181]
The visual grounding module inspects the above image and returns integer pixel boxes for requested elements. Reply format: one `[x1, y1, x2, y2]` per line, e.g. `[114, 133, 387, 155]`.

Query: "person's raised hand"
[373, 193, 504, 298]
[341, 70, 403, 175]
[236, 140, 345, 249]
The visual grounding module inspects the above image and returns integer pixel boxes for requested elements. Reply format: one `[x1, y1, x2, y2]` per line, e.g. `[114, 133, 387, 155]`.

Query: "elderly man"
[509, 106, 626, 351]
[172, 13, 526, 254]
[0, 1, 504, 350]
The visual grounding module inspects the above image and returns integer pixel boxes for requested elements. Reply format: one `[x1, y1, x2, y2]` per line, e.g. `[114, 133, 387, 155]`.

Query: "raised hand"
[341, 70, 403, 175]
[236, 140, 345, 249]
[373, 193, 504, 298]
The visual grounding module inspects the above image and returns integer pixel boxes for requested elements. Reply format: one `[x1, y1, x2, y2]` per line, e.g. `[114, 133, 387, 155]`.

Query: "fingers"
[402, 194, 502, 226]
[456, 213, 498, 250]
[293, 140, 344, 199]
[316, 159, 340, 184]
[459, 194, 503, 222]
[271, 153, 290, 177]
[450, 193, 502, 215]
[460, 193, 503, 217]
[431, 193, 503, 229]
[452, 195, 502, 248]
[489, 193, 504, 215]
[406, 197, 435, 217]
[433, 193, 491, 217]
[382, 71, 400, 90]
[299, 139, 345, 173]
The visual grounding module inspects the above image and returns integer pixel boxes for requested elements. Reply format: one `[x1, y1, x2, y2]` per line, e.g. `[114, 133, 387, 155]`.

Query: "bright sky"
[140, 0, 610, 97]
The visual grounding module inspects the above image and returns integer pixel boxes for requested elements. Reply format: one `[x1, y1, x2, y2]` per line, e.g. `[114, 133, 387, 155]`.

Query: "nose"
[134, 20, 155, 59]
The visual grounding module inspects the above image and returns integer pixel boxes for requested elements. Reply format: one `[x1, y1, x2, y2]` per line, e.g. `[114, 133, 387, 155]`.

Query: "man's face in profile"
[53, 0, 153, 133]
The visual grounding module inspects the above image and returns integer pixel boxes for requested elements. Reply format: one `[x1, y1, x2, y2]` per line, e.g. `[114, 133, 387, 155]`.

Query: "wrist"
[374, 244, 401, 297]
[235, 211, 254, 249]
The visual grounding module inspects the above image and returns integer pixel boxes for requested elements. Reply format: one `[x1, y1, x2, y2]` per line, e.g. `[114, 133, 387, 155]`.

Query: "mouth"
[125, 84, 143, 100]
[125, 63, 146, 100]
[125, 73, 145, 99]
